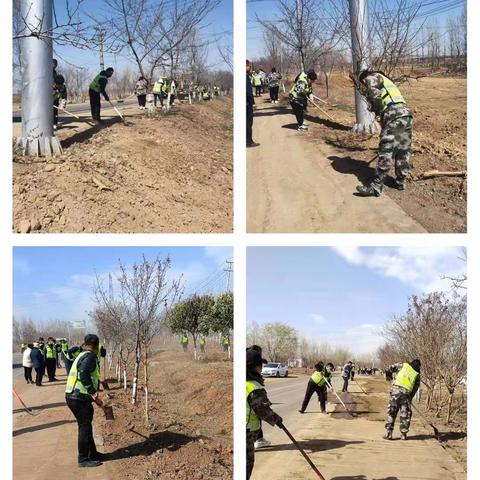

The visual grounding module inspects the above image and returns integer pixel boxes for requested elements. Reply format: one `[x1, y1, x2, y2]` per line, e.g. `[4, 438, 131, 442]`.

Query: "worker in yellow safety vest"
[199, 335, 206, 353]
[152, 78, 165, 107]
[222, 334, 230, 352]
[246, 348, 282, 479]
[65, 334, 105, 468]
[180, 334, 189, 352]
[355, 70, 413, 197]
[385, 359, 421, 440]
[298, 361, 329, 414]
[288, 69, 317, 131]
[45, 337, 59, 382]
[88, 67, 114, 124]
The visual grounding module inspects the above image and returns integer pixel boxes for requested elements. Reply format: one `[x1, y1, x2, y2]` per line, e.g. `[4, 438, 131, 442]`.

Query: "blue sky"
[247, 247, 466, 354]
[53, 0, 232, 72]
[247, 0, 466, 59]
[13, 246, 233, 324]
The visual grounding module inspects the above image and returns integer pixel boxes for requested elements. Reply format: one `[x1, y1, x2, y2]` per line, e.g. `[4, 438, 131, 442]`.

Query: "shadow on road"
[305, 114, 351, 131]
[328, 155, 375, 185]
[258, 438, 364, 454]
[107, 430, 197, 461]
[13, 419, 75, 437]
[254, 106, 291, 117]
[13, 401, 66, 415]
[331, 477, 399, 480]
[281, 123, 300, 130]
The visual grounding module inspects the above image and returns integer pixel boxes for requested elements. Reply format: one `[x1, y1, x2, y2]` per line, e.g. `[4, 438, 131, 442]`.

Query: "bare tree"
[104, 0, 221, 81]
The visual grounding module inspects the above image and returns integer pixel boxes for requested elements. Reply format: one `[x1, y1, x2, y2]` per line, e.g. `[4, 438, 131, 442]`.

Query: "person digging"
[355, 70, 413, 197]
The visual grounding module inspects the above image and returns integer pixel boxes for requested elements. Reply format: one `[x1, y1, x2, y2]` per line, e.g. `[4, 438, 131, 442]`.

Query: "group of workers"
[180, 333, 231, 353]
[52, 59, 222, 129]
[246, 59, 414, 197]
[246, 344, 422, 478]
[21, 334, 108, 468]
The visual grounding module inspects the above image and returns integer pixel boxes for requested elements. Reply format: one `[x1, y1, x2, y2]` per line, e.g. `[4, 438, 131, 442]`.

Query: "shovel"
[325, 380, 357, 417]
[352, 379, 368, 395]
[102, 405, 115, 420]
[411, 402, 440, 440]
[279, 423, 326, 480]
[108, 101, 125, 121]
[53, 104, 95, 127]
[307, 97, 336, 122]
[13, 388, 38, 416]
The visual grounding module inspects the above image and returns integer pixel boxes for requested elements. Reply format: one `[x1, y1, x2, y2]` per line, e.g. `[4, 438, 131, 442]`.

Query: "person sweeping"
[288, 69, 318, 131]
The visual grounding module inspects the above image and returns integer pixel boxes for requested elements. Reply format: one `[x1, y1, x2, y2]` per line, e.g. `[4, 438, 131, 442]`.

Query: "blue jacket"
[30, 347, 45, 369]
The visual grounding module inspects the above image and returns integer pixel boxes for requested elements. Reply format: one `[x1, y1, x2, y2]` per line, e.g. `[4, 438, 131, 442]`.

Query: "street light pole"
[348, 0, 379, 134]
[18, 0, 62, 156]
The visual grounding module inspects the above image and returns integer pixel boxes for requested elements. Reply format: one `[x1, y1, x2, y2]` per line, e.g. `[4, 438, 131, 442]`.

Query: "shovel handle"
[279, 423, 326, 480]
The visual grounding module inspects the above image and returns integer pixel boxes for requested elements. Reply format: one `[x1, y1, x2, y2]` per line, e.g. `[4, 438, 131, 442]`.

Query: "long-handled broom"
[411, 403, 440, 440]
[279, 422, 327, 480]
[325, 379, 357, 417]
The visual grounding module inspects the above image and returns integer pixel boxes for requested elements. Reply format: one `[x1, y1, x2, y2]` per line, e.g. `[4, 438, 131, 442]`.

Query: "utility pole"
[348, 0, 379, 134]
[224, 260, 233, 291]
[18, 0, 62, 156]
[96, 26, 106, 70]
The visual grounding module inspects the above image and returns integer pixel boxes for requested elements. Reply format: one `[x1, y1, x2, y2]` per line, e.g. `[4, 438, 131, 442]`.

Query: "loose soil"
[13, 97, 233, 233]
[96, 347, 233, 479]
[303, 73, 467, 233]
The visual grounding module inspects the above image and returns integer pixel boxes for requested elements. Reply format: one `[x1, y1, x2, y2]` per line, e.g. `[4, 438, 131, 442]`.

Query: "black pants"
[66, 396, 98, 463]
[342, 377, 349, 392]
[137, 94, 146, 107]
[247, 103, 254, 144]
[255, 86, 262, 96]
[53, 99, 59, 125]
[35, 367, 43, 386]
[270, 86, 279, 101]
[290, 101, 305, 126]
[24, 367, 33, 383]
[89, 89, 101, 121]
[46, 358, 57, 381]
[169, 95, 175, 105]
[246, 429, 257, 479]
[154, 93, 164, 107]
[64, 359, 73, 376]
[300, 380, 327, 412]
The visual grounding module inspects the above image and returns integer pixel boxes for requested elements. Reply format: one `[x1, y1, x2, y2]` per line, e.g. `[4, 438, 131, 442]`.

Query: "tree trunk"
[144, 350, 149, 425]
[123, 362, 127, 390]
[193, 336, 197, 361]
[447, 389, 454, 424]
[324, 72, 329, 98]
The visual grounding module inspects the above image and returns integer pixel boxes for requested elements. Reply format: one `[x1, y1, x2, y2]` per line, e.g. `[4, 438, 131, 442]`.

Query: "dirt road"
[247, 102, 424, 233]
[251, 374, 466, 480]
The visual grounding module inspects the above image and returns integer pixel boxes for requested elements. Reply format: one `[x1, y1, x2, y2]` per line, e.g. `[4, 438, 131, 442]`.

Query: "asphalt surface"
[12, 98, 137, 121]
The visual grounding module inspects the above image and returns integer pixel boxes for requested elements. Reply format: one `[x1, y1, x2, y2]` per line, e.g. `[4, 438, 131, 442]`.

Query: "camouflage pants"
[246, 430, 258, 479]
[372, 116, 413, 193]
[385, 387, 412, 433]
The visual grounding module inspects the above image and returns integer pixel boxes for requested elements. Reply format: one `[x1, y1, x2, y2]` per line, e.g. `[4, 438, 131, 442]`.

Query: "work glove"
[274, 414, 283, 427]
[104, 94, 110, 102]
[60, 99, 67, 108]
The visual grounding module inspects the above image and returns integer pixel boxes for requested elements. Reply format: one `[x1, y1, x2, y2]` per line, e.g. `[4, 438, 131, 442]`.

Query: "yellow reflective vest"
[311, 370, 326, 386]
[393, 363, 419, 392]
[246, 380, 264, 431]
[45, 344, 57, 359]
[379, 74, 405, 112]
[89, 73, 107, 93]
[65, 351, 100, 396]
[153, 81, 163, 93]
[289, 72, 312, 101]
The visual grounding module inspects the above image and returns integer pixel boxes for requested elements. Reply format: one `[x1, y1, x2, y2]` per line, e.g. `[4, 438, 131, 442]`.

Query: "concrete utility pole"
[18, 0, 62, 156]
[348, 0, 379, 134]
[224, 260, 233, 291]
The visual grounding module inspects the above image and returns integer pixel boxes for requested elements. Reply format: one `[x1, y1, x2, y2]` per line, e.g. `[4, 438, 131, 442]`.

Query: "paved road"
[13, 353, 23, 378]
[247, 101, 425, 233]
[252, 374, 466, 480]
[13, 98, 137, 121]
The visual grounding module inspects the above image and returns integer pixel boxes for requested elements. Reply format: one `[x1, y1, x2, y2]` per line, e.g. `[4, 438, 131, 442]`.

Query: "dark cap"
[247, 349, 264, 368]
[306, 69, 317, 81]
[247, 345, 267, 364]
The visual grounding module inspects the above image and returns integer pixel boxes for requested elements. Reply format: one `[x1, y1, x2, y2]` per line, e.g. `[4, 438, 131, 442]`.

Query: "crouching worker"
[247, 349, 283, 479]
[298, 362, 328, 414]
[65, 334, 105, 468]
[385, 359, 421, 441]
[355, 70, 413, 197]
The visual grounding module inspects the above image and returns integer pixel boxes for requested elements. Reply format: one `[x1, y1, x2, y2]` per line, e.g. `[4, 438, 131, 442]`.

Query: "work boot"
[254, 438, 271, 449]
[394, 180, 405, 191]
[247, 141, 260, 148]
[401, 432, 408, 440]
[298, 409, 305, 414]
[297, 124, 308, 132]
[356, 185, 380, 197]
[384, 430, 393, 440]
[78, 460, 102, 468]
[90, 452, 107, 461]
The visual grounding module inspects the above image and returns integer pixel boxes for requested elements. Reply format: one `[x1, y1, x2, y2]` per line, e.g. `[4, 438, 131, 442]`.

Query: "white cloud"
[332, 246, 466, 293]
[310, 313, 327, 325]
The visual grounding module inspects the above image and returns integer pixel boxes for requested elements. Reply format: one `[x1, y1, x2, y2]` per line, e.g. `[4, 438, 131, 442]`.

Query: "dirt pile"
[295, 75, 467, 232]
[13, 97, 233, 233]
[97, 348, 232, 479]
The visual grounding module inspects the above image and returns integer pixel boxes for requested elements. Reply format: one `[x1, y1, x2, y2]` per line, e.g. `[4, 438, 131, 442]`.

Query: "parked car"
[262, 362, 288, 377]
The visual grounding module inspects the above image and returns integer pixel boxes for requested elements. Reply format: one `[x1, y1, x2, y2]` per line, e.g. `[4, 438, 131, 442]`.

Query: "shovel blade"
[101, 380, 110, 390]
[103, 405, 114, 421]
